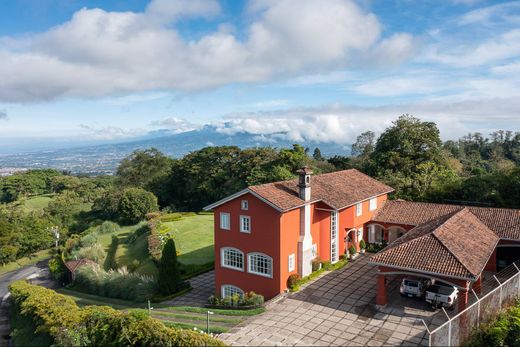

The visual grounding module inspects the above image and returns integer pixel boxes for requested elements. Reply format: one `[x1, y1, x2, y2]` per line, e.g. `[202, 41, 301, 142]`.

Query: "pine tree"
[313, 147, 324, 161]
[158, 238, 182, 294]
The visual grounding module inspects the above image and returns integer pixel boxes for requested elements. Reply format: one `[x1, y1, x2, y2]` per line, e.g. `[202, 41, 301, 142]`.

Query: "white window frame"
[241, 200, 249, 210]
[311, 244, 318, 259]
[221, 247, 244, 271]
[356, 203, 362, 216]
[368, 225, 383, 244]
[288, 254, 295, 272]
[369, 198, 378, 211]
[248, 252, 273, 278]
[240, 215, 251, 233]
[330, 211, 339, 264]
[221, 284, 244, 299]
[220, 212, 230, 230]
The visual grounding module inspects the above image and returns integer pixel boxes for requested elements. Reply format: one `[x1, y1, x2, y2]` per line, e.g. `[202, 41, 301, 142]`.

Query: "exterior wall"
[339, 194, 388, 252]
[214, 192, 282, 300]
[279, 208, 300, 292]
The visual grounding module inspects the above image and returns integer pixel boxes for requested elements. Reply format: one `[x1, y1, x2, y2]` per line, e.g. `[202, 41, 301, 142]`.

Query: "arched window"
[248, 252, 273, 278]
[368, 224, 385, 243]
[221, 284, 244, 299]
[221, 247, 244, 271]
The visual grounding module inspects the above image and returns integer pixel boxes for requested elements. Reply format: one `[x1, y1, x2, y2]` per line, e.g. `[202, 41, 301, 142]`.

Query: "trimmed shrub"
[287, 274, 301, 290]
[359, 239, 366, 250]
[9, 281, 225, 346]
[311, 258, 322, 272]
[208, 291, 264, 308]
[348, 245, 357, 255]
[158, 238, 183, 295]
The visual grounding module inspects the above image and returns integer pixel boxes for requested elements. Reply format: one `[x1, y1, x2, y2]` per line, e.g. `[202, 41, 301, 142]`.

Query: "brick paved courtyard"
[218, 256, 440, 346]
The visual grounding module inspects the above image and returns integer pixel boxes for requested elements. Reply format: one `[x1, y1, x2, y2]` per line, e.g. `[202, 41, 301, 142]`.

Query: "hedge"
[9, 281, 226, 347]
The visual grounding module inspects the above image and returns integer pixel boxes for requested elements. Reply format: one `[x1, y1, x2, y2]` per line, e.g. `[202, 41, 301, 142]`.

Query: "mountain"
[0, 126, 351, 175]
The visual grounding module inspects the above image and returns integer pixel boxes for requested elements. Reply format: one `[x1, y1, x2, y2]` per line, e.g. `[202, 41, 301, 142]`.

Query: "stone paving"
[164, 271, 215, 307]
[218, 256, 440, 346]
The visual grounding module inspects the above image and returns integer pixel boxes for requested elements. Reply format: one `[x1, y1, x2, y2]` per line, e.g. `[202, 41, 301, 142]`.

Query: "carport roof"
[370, 208, 499, 281]
[372, 200, 520, 241]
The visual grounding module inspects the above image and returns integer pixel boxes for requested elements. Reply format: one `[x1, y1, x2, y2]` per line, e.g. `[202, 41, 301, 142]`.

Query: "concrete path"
[219, 256, 434, 346]
[163, 271, 215, 307]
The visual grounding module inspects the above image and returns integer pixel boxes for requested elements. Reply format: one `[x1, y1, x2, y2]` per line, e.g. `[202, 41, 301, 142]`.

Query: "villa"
[204, 168, 520, 306]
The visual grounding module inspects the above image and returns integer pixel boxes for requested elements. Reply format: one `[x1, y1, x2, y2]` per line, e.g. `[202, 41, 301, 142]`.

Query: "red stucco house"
[204, 168, 520, 304]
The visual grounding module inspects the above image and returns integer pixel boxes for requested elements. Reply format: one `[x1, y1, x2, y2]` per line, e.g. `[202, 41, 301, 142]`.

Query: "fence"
[424, 261, 520, 346]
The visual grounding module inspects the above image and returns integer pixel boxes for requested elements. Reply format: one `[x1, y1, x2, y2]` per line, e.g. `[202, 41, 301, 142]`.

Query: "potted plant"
[348, 245, 357, 260]
[359, 239, 366, 254]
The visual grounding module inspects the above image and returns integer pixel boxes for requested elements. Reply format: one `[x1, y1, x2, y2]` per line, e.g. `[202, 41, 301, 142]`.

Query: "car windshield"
[404, 280, 419, 287]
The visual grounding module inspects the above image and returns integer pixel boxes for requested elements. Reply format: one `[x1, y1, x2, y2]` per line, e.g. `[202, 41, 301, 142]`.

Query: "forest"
[1, 114, 519, 266]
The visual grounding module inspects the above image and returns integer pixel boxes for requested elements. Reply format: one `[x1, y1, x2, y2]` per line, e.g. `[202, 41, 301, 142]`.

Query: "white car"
[425, 283, 458, 308]
[400, 278, 430, 298]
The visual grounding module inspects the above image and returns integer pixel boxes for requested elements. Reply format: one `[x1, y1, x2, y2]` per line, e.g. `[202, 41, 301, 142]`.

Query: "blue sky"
[0, 0, 519, 151]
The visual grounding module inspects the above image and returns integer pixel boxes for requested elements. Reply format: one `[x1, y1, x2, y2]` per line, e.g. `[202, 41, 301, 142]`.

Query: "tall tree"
[351, 131, 375, 158]
[158, 238, 182, 294]
[371, 114, 457, 200]
[313, 147, 324, 161]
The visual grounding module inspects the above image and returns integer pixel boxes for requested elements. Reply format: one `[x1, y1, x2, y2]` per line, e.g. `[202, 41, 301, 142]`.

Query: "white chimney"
[297, 166, 313, 202]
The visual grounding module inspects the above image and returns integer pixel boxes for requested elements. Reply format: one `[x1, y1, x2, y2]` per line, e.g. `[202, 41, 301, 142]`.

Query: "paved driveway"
[219, 256, 435, 346]
[163, 271, 214, 307]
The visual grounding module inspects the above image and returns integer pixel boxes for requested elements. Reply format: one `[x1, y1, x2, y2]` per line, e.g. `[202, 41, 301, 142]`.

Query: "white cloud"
[150, 117, 199, 133]
[459, 1, 520, 25]
[214, 97, 520, 142]
[79, 124, 147, 140]
[0, 109, 7, 120]
[0, 0, 414, 103]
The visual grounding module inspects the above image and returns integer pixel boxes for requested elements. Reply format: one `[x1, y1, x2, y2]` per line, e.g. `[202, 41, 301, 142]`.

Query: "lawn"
[20, 195, 54, 212]
[57, 288, 262, 334]
[96, 213, 214, 277]
[162, 213, 214, 266]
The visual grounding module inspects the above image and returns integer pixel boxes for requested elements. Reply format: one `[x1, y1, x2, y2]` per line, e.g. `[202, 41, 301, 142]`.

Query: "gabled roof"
[204, 169, 394, 212]
[370, 208, 500, 280]
[372, 200, 520, 241]
[64, 258, 96, 273]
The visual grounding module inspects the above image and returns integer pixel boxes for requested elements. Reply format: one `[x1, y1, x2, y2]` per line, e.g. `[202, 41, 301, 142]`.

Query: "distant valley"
[0, 126, 351, 174]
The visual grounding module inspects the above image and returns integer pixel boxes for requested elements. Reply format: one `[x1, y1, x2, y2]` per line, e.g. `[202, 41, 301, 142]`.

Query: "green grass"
[21, 195, 54, 212]
[57, 288, 262, 334]
[162, 213, 214, 265]
[0, 249, 53, 276]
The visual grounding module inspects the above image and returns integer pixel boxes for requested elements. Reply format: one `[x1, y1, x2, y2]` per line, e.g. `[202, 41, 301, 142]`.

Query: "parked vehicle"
[399, 278, 431, 298]
[425, 283, 458, 308]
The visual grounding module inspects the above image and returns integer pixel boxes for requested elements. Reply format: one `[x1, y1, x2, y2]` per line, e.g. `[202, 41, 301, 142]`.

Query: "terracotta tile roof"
[249, 169, 394, 211]
[372, 200, 520, 241]
[370, 209, 499, 280]
[64, 258, 96, 273]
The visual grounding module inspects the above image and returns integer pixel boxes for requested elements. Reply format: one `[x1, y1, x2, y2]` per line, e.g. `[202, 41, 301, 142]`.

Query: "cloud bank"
[0, 0, 414, 103]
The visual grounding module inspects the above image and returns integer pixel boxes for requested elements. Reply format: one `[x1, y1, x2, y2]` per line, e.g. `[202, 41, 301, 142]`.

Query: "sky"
[0, 0, 519, 151]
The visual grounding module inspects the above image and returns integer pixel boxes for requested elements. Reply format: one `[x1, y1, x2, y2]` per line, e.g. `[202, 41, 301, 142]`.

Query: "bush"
[119, 187, 159, 224]
[9, 281, 225, 346]
[287, 274, 301, 290]
[207, 291, 264, 308]
[159, 213, 183, 223]
[359, 239, 366, 250]
[97, 221, 120, 234]
[73, 264, 157, 302]
[311, 258, 322, 272]
[71, 243, 106, 263]
[348, 245, 357, 255]
[48, 254, 66, 282]
[158, 238, 183, 295]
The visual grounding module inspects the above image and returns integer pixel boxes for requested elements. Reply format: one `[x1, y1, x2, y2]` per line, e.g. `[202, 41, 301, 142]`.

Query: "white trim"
[369, 198, 378, 211]
[220, 247, 244, 272]
[288, 253, 295, 272]
[221, 284, 244, 298]
[247, 252, 273, 278]
[204, 189, 249, 211]
[239, 215, 251, 233]
[356, 202, 362, 216]
[330, 210, 339, 264]
[220, 212, 230, 230]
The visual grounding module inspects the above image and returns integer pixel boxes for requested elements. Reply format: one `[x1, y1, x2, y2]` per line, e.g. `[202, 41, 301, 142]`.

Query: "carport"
[369, 208, 499, 307]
